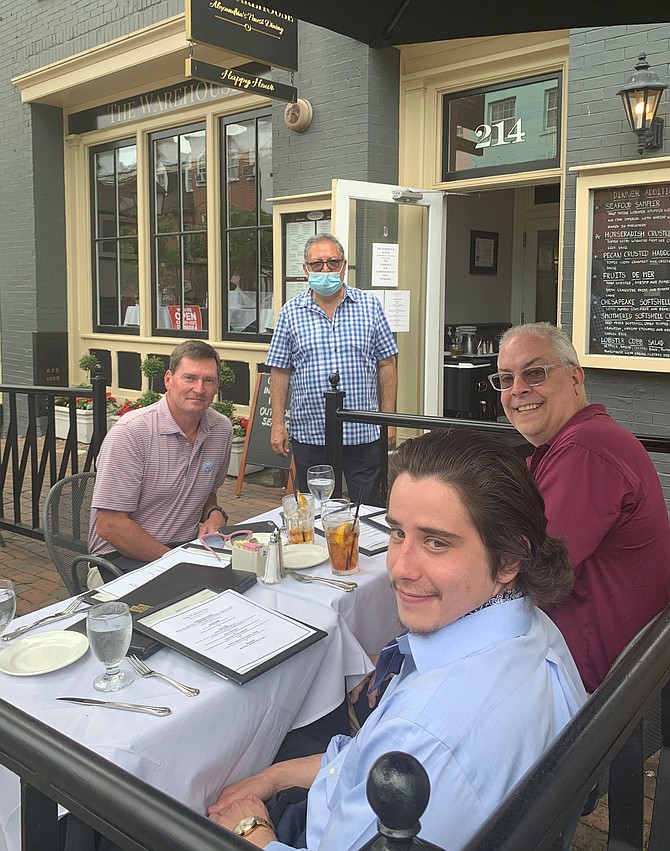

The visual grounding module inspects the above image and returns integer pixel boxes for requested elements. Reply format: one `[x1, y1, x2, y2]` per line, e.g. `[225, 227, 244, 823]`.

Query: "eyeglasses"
[305, 258, 344, 272]
[488, 363, 570, 392]
[198, 530, 255, 561]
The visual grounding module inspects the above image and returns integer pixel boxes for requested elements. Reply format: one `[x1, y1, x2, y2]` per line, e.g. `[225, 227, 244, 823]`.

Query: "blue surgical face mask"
[308, 272, 343, 297]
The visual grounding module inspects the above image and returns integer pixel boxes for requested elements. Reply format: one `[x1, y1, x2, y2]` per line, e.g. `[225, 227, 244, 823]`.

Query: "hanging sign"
[186, 0, 298, 72]
[186, 58, 297, 103]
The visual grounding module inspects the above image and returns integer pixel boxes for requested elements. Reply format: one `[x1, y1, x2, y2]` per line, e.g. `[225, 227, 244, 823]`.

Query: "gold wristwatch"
[233, 815, 274, 837]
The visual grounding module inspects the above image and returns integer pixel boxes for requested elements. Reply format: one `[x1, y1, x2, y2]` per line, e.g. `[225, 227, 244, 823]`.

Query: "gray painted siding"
[1, 1, 182, 385]
[271, 23, 399, 196]
[564, 25, 670, 500]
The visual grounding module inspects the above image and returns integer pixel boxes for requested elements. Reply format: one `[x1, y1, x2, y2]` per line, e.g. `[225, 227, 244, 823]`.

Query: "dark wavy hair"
[387, 429, 574, 608]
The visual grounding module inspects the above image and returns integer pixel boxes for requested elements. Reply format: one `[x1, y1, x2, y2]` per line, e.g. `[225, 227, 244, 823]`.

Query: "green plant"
[75, 392, 119, 414]
[219, 361, 235, 390]
[78, 353, 100, 381]
[211, 399, 235, 420]
[141, 356, 165, 392]
[118, 389, 162, 416]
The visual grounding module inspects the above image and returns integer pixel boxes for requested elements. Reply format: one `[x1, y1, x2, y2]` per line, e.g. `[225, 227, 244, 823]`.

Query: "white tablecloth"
[0, 513, 397, 851]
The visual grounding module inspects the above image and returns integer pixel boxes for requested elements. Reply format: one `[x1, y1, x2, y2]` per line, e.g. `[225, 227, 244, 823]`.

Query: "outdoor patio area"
[0, 461, 659, 851]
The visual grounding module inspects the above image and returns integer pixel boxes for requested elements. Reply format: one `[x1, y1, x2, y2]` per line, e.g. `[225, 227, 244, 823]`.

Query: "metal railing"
[0, 372, 108, 540]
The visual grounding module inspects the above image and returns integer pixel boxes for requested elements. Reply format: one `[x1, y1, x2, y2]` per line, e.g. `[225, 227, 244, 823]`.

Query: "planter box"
[54, 406, 118, 444]
[227, 436, 262, 477]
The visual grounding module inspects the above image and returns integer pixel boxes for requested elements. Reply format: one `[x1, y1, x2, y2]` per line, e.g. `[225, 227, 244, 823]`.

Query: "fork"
[285, 568, 357, 592]
[2, 595, 85, 641]
[127, 655, 200, 697]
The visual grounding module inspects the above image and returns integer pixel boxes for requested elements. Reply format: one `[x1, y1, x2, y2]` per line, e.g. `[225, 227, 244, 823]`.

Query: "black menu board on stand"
[589, 183, 670, 359]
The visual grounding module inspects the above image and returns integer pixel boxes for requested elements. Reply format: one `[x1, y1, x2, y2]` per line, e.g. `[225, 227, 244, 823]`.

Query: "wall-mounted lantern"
[617, 53, 668, 155]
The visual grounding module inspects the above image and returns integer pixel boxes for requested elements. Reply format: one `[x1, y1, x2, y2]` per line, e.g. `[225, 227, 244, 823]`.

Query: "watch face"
[234, 817, 257, 836]
[234, 815, 271, 836]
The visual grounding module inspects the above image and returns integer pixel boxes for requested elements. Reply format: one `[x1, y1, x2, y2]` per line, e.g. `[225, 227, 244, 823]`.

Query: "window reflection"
[151, 126, 207, 333]
[222, 112, 273, 336]
[92, 141, 138, 330]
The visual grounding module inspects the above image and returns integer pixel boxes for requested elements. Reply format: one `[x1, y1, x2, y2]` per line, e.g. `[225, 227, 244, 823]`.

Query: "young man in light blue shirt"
[209, 430, 586, 850]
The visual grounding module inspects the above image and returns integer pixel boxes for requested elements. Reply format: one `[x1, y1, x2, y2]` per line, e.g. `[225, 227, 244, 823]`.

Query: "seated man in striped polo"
[88, 340, 233, 581]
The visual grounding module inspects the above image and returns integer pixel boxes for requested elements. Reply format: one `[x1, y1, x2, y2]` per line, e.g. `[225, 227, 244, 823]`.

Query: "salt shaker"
[261, 528, 285, 584]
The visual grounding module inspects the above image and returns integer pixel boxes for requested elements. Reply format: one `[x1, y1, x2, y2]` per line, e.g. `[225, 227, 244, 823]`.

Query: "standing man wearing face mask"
[266, 234, 398, 504]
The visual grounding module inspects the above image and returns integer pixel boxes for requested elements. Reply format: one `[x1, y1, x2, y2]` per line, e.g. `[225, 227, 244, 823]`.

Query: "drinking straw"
[345, 489, 363, 571]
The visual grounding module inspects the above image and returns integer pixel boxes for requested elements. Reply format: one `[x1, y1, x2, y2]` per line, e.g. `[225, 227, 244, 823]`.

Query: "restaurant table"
[0, 510, 397, 851]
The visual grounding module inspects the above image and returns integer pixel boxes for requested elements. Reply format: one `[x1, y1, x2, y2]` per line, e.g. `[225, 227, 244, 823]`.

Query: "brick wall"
[564, 25, 670, 498]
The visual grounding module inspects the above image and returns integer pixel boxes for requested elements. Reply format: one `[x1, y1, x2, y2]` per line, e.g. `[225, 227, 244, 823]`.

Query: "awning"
[270, 1, 669, 47]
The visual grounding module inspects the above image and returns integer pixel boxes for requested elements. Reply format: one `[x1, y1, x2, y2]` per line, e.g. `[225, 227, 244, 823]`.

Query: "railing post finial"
[360, 751, 442, 849]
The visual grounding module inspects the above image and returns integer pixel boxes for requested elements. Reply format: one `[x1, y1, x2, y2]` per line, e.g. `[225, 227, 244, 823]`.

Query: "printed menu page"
[137, 589, 324, 681]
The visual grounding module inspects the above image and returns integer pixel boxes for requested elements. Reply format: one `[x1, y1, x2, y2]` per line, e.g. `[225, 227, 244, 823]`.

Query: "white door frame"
[332, 179, 446, 416]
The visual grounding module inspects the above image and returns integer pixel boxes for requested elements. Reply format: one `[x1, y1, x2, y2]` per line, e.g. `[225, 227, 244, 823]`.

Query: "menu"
[589, 183, 670, 358]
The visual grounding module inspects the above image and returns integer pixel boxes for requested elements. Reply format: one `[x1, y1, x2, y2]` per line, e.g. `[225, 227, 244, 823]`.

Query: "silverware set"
[2, 595, 85, 641]
[285, 568, 357, 592]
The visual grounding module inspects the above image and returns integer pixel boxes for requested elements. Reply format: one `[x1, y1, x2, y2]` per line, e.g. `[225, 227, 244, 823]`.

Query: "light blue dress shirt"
[267, 598, 586, 851]
[265, 285, 398, 445]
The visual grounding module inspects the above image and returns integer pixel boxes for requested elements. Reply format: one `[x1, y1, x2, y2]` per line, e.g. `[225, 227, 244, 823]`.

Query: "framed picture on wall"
[469, 230, 498, 275]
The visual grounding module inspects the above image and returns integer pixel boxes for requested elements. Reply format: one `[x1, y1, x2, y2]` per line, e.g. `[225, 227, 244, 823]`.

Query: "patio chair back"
[42, 472, 119, 595]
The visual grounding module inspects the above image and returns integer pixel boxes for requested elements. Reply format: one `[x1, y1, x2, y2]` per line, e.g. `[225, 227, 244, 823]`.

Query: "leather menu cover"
[69, 563, 256, 659]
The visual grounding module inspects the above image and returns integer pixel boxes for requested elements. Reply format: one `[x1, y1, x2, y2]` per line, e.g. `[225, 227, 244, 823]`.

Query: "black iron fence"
[0, 372, 109, 540]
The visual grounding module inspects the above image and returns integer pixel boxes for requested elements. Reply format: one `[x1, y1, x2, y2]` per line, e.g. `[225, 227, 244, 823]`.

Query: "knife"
[57, 697, 171, 716]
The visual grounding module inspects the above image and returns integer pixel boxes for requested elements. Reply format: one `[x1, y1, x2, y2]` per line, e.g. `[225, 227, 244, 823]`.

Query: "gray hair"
[303, 233, 345, 262]
[499, 322, 580, 367]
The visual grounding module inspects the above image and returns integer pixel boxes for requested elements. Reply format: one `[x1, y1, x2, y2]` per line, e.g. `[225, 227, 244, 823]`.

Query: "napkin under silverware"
[56, 697, 171, 716]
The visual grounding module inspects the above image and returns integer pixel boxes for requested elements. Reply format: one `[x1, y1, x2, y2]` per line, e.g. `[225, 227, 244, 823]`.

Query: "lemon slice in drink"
[334, 522, 349, 546]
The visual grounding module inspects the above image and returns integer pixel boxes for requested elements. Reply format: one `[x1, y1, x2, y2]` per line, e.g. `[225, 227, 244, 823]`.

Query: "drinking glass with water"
[86, 602, 134, 692]
[307, 465, 335, 505]
[0, 580, 16, 638]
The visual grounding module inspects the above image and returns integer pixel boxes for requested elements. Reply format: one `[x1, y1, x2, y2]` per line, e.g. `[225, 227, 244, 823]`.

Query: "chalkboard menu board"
[589, 183, 670, 358]
[235, 372, 292, 496]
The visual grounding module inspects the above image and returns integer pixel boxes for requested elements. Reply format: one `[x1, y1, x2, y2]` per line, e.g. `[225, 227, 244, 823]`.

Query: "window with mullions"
[150, 123, 208, 335]
[91, 140, 138, 332]
[442, 73, 561, 181]
[221, 112, 273, 339]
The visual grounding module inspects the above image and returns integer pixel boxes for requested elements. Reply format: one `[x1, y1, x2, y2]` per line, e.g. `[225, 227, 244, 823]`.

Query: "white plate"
[282, 543, 329, 569]
[0, 631, 89, 676]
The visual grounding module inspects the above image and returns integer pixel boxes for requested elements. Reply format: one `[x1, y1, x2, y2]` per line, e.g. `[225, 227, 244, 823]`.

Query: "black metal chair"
[42, 472, 121, 595]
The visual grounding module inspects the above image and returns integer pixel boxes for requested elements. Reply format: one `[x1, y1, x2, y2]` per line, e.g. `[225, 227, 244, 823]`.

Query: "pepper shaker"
[261, 529, 285, 584]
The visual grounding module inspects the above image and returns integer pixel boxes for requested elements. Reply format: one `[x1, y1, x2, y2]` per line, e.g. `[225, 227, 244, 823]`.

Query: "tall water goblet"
[86, 602, 134, 692]
[0, 580, 16, 638]
[307, 465, 335, 509]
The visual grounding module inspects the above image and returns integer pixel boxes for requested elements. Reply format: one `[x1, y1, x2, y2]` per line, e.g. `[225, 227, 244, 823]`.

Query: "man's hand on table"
[199, 514, 226, 538]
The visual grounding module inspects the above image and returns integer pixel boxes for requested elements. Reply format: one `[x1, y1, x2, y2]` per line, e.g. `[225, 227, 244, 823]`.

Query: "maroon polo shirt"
[529, 404, 670, 692]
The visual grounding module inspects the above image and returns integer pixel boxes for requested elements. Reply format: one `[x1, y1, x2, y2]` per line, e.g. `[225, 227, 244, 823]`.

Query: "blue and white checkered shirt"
[266, 286, 398, 445]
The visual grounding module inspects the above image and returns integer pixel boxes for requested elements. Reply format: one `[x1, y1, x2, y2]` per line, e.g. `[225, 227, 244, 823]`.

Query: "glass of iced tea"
[322, 508, 360, 575]
[282, 493, 315, 544]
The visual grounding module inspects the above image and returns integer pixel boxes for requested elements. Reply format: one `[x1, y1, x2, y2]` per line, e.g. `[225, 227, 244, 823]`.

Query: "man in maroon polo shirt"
[493, 322, 670, 692]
